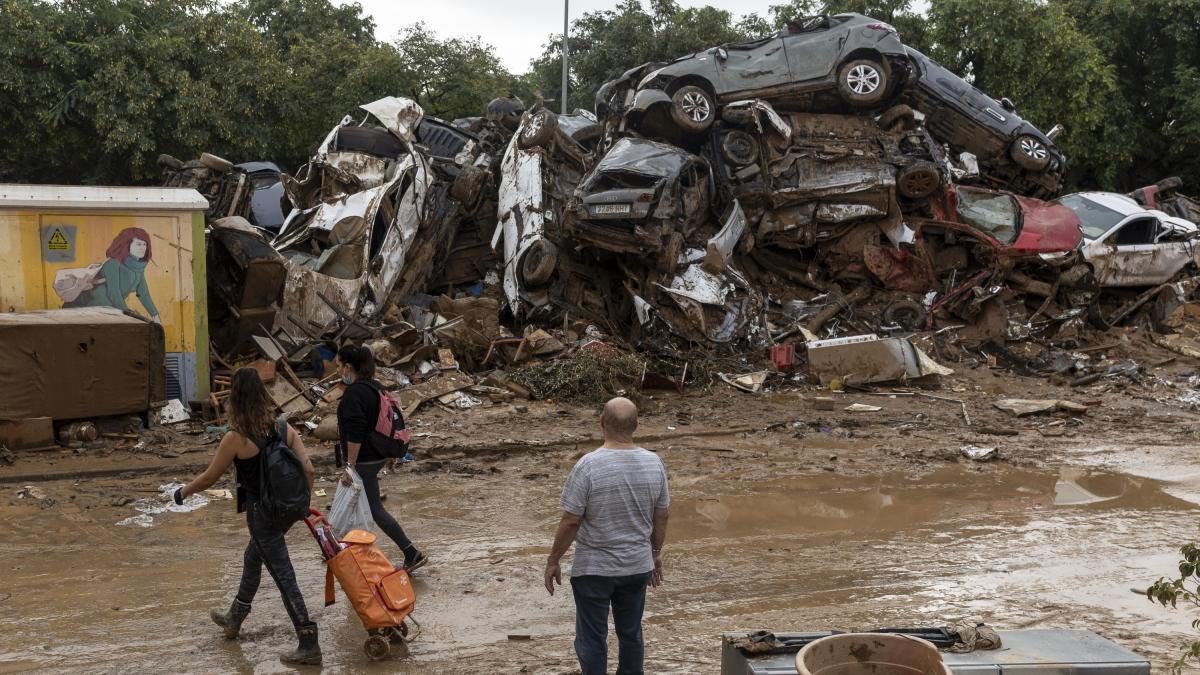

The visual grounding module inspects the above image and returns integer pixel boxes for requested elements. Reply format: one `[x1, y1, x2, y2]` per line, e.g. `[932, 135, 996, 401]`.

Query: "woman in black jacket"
[336, 344, 428, 571]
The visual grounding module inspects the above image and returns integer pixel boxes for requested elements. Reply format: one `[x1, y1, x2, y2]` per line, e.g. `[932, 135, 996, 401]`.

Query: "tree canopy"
[0, 0, 1197, 192]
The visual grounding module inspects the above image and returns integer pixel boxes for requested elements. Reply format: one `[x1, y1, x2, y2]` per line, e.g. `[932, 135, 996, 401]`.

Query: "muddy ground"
[4, 334, 1200, 673]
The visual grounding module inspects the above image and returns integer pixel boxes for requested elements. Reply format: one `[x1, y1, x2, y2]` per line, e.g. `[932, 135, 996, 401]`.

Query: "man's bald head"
[601, 397, 638, 441]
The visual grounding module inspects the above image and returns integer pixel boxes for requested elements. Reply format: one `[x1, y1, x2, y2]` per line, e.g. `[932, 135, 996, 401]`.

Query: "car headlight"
[638, 68, 666, 90]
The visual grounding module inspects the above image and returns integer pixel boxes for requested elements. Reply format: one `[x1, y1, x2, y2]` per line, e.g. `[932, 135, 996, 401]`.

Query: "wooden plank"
[0, 418, 56, 451]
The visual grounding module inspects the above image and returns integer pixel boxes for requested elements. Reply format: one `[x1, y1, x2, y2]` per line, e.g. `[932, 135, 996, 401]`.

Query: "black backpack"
[258, 416, 311, 529]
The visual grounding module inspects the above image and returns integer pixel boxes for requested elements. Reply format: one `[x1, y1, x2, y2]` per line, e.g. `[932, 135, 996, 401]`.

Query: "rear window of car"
[956, 187, 1019, 243]
[1054, 194, 1125, 240]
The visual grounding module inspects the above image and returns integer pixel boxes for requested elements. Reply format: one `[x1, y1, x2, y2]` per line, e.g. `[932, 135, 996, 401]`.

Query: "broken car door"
[1086, 216, 1182, 287]
[783, 15, 843, 84]
[715, 36, 791, 99]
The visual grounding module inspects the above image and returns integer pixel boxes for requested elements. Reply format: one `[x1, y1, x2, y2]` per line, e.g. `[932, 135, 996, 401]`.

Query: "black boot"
[280, 622, 322, 666]
[210, 599, 251, 639]
[404, 548, 429, 573]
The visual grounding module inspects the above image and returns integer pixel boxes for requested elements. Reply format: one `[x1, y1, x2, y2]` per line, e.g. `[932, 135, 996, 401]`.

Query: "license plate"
[591, 203, 631, 216]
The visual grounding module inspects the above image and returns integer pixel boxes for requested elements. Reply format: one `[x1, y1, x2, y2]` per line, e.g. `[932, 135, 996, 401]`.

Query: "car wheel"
[897, 161, 941, 199]
[1010, 134, 1050, 171]
[199, 152, 234, 173]
[450, 165, 488, 207]
[877, 104, 916, 131]
[882, 300, 926, 330]
[518, 109, 559, 149]
[670, 85, 715, 133]
[721, 130, 760, 166]
[837, 58, 889, 108]
[520, 239, 558, 287]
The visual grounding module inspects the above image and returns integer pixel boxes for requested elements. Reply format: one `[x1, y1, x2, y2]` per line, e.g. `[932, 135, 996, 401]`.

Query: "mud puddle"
[1, 459, 1197, 673]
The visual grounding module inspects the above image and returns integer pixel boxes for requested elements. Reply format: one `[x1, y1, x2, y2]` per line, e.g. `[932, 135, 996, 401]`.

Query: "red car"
[863, 185, 1080, 297]
[930, 184, 1082, 256]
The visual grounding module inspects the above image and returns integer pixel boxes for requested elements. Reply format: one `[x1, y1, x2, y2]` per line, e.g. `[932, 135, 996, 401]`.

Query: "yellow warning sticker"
[47, 228, 70, 250]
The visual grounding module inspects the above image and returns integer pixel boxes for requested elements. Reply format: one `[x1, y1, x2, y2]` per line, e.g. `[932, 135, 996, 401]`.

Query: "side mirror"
[1047, 124, 1064, 141]
[716, 47, 728, 62]
[1000, 97, 1015, 113]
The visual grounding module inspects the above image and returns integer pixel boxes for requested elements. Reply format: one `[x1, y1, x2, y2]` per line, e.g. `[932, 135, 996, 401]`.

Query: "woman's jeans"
[357, 460, 416, 557]
[235, 501, 310, 629]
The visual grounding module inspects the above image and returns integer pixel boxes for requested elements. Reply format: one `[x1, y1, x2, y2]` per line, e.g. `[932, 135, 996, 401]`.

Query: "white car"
[493, 107, 600, 318]
[274, 97, 432, 327]
[1054, 191, 1200, 287]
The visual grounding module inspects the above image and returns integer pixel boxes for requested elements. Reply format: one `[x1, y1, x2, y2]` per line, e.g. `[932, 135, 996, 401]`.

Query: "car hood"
[1012, 196, 1081, 253]
[593, 138, 697, 180]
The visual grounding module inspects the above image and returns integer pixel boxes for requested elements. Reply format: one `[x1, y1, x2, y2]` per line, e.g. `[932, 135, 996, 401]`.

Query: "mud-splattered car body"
[274, 97, 433, 328]
[902, 47, 1065, 199]
[623, 13, 910, 136]
[494, 107, 602, 318]
[235, 161, 286, 233]
[930, 184, 1082, 259]
[1055, 191, 1200, 287]
[566, 138, 711, 272]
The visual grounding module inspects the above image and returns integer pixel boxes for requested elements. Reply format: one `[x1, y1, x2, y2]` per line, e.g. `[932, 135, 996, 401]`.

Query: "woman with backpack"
[172, 367, 322, 666]
[336, 343, 428, 572]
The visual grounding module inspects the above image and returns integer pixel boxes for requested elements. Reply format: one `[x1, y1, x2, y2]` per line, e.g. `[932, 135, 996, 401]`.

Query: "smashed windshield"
[1054, 194, 1124, 240]
[956, 187, 1019, 243]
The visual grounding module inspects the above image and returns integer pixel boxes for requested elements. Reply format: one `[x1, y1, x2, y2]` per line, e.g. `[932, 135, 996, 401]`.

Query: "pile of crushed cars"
[163, 11, 1200, 410]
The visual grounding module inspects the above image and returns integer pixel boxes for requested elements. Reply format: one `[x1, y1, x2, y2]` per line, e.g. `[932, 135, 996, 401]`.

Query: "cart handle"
[302, 508, 326, 538]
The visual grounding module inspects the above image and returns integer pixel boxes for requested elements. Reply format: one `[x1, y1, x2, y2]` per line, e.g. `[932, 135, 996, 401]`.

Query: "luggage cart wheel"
[365, 634, 390, 660]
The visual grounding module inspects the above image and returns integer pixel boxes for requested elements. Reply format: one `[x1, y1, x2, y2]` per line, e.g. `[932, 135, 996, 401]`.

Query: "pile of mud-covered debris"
[160, 11, 1200, 418]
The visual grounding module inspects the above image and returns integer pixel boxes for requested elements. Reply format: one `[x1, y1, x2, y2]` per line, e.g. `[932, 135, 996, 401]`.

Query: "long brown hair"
[228, 367, 275, 438]
[106, 227, 153, 262]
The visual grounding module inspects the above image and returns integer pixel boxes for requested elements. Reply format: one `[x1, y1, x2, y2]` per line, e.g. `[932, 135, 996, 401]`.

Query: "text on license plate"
[592, 203, 631, 215]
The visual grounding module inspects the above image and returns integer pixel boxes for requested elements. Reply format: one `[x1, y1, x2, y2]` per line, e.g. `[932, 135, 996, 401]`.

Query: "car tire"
[157, 154, 183, 170]
[877, 104, 916, 131]
[518, 109, 559, 149]
[1010, 134, 1050, 171]
[882, 300, 926, 330]
[570, 122, 603, 147]
[897, 161, 941, 199]
[837, 58, 889, 108]
[450, 165, 488, 207]
[199, 152, 234, 173]
[670, 85, 715, 133]
[334, 126, 406, 158]
[721, 130, 760, 166]
[520, 239, 557, 287]
[657, 231, 685, 274]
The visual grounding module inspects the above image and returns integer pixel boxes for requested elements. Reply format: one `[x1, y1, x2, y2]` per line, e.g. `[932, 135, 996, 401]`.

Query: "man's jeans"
[570, 572, 652, 675]
[235, 501, 311, 630]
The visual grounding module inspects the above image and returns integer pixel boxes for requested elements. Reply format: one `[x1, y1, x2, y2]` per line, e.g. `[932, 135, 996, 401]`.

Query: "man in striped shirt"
[544, 397, 670, 675]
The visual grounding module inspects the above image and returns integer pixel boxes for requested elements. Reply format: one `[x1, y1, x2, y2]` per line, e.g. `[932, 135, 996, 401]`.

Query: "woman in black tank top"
[172, 367, 322, 666]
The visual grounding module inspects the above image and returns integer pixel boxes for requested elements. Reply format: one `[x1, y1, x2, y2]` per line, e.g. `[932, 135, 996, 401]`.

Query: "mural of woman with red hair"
[63, 227, 160, 323]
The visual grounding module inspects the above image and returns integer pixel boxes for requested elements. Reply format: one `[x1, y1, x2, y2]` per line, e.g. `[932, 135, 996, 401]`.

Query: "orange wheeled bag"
[303, 509, 417, 660]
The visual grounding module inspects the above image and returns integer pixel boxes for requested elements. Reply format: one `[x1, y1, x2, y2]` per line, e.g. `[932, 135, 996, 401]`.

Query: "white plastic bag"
[327, 467, 372, 537]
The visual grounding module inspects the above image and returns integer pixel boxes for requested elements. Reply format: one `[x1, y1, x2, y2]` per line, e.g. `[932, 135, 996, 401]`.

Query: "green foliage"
[1147, 542, 1200, 674]
[922, 0, 1117, 189]
[3, 0, 1200, 193]
[527, 0, 751, 112]
[0, 0, 518, 183]
[508, 352, 647, 405]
